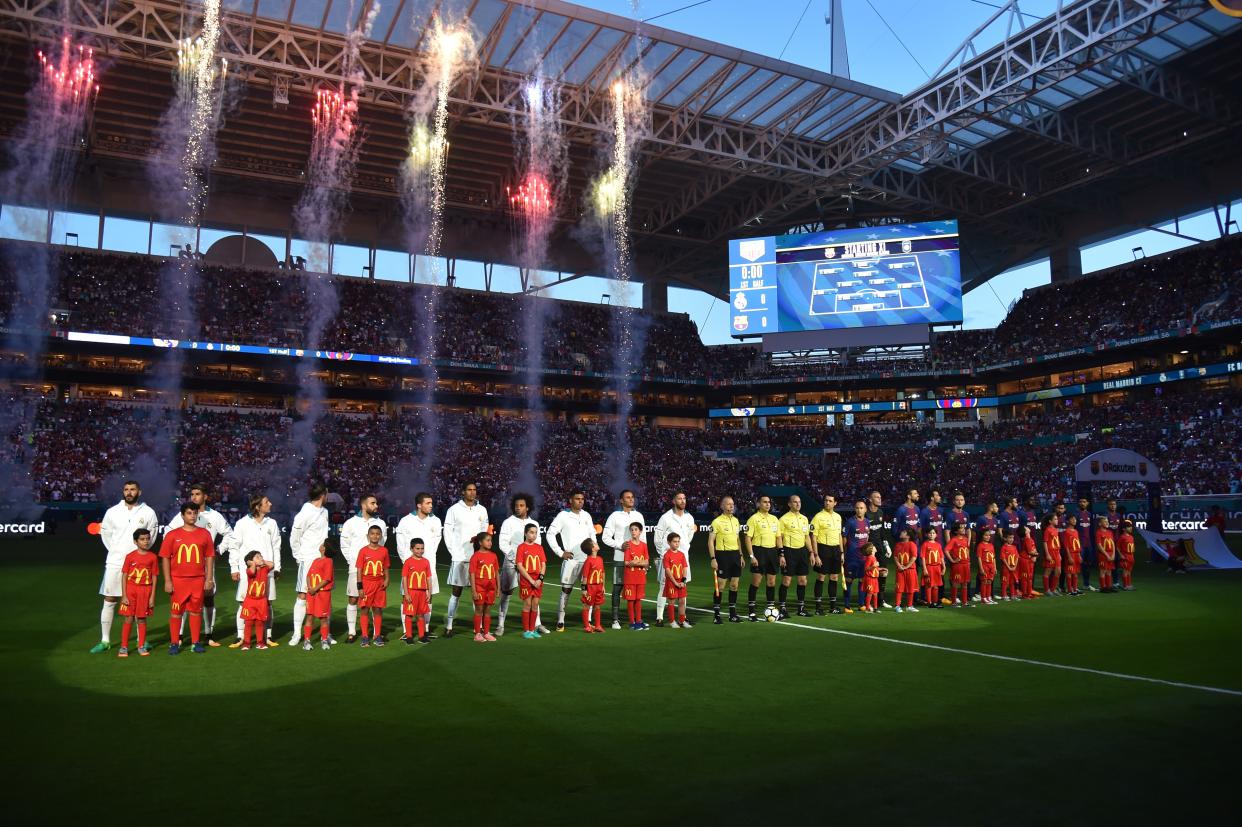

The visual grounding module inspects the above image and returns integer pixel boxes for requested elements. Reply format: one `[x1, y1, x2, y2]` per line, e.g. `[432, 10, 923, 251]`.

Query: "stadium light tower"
[826, 0, 851, 78]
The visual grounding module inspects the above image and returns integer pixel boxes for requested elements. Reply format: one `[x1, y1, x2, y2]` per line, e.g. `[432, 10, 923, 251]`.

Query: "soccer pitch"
[4, 539, 1240, 823]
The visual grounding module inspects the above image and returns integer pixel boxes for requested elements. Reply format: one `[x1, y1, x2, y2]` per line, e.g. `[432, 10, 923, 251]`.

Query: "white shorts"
[346, 566, 359, 598]
[499, 558, 519, 591]
[99, 565, 124, 598]
[560, 557, 585, 587]
[295, 560, 309, 593]
[447, 561, 470, 588]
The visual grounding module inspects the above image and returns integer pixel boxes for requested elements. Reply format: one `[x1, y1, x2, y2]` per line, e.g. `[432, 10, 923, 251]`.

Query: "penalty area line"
[642, 599, 1242, 699]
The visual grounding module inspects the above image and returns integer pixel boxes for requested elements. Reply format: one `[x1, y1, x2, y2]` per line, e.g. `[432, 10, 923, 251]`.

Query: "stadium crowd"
[18, 386, 1240, 520]
[2, 234, 1237, 382]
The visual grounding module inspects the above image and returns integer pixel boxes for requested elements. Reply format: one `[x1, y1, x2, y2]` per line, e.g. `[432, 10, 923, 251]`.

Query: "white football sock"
[497, 592, 510, 626]
[236, 606, 245, 640]
[180, 613, 189, 638]
[265, 607, 273, 640]
[346, 603, 358, 636]
[100, 601, 116, 643]
[203, 604, 215, 634]
[556, 590, 568, 625]
[656, 594, 667, 620]
[535, 607, 543, 628]
[422, 612, 431, 632]
[291, 597, 306, 642]
[445, 594, 459, 629]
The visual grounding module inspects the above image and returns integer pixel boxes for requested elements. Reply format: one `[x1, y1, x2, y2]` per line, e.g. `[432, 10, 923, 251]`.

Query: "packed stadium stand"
[13, 384, 1240, 522]
[2, 233, 1239, 383]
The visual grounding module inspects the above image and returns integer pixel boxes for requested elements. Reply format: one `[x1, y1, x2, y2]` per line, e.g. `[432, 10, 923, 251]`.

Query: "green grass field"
[3, 537, 1241, 823]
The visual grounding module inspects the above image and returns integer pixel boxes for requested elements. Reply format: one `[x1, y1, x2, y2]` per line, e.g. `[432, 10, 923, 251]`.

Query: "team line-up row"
[89, 481, 1139, 656]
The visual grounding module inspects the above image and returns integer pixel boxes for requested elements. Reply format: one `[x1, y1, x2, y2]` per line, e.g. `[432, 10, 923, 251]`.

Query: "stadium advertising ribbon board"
[62, 331, 709, 385]
[728, 220, 963, 338]
[709, 360, 1242, 419]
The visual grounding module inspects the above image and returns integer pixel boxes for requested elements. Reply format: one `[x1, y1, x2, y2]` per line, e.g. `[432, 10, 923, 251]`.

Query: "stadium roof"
[1, 0, 1240, 298]
[258, 0, 898, 142]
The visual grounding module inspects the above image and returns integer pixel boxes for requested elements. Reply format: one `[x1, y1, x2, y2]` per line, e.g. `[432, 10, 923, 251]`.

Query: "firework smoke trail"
[0, 33, 98, 519]
[135, 0, 231, 512]
[511, 76, 566, 498]
[587, 75, 649, 495]
[394, 18, 476, 499]
[273, 2, 375, 510]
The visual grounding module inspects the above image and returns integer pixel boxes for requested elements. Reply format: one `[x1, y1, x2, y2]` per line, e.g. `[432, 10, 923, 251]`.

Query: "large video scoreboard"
[728, 220, 962, 338]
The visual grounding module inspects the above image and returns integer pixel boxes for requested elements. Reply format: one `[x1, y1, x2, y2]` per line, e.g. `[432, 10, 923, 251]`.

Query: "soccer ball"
[764, 606, 780, 622]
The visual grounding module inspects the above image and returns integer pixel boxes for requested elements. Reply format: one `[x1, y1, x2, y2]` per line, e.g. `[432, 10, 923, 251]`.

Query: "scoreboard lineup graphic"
[728, 220, 963, 336]
[810, 249, 928, 316]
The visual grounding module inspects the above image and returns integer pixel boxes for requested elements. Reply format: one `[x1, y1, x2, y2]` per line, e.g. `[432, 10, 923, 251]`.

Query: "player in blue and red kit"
[947, 492, 973, 545]
[947, 492, 976, 601]
[842, 500, 871, 613]
[1021, 496, 1042, 551]
[1075, 497, 1097, 592]
[921, 487, 947, 547]
[1000, 498, 1024, 537]
[894, 489, 923, 550]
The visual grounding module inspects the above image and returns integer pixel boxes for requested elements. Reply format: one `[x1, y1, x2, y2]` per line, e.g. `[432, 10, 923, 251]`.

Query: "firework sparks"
[423, 18, 475, 257]
[586, 74, 649, 496]
[170, 0, 227, 223]
[507, 174, 553, 218]
[37, 38, 99, 110]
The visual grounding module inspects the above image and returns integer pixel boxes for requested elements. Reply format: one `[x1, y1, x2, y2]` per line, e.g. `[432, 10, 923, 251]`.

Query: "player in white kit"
[442, 482, 489, 637]
[546, 490, 595, 632]
[496, 492, 541, 636]
[91, 479, 159, 653]
[339, 494, 387, 643]
[288, 483, 330, 646]
[654, 491, 697, 628]
[224, 493, 282, 647]
[166, 482, 232, 646]
[601, 489, 645, 630]
[395, 491, 442, 638]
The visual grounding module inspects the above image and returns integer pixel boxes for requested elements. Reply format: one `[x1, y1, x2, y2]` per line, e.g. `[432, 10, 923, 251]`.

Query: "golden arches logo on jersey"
[407, 570, 428, 589]
[362, 559, 386, 577]
[127, 567, 152, 585]
[308, 573, 323, 589]
[175, 543, 201, 565]
[522, 554, 544, 575]
[248, 579, 267, 598]
[669, 564, 684, 580]
[587, 568, 605, 585]
[477, 563, 497, 580]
